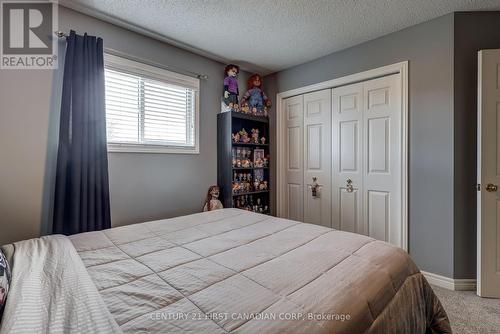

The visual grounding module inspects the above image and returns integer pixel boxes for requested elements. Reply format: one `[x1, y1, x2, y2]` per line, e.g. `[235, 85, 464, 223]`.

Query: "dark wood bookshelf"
[231, 112, 269, 123]
[232, 142, 269, 147]
[232, 167, 269, 170]
[217, 112, 271, 214]
[232, 190, 269, 197]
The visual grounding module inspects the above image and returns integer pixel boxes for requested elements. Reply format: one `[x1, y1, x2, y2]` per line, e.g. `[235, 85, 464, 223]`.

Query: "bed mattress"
[1, 209, 451, 333]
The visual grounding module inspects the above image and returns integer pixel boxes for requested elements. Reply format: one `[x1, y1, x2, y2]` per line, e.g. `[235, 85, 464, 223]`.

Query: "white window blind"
[104, 54, 199, 154]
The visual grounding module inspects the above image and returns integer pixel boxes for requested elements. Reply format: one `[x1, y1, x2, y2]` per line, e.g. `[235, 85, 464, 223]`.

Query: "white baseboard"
[421, 271, 477, 291]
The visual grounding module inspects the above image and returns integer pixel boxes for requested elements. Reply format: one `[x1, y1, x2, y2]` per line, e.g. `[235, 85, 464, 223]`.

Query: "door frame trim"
[276, 61, 409, 251]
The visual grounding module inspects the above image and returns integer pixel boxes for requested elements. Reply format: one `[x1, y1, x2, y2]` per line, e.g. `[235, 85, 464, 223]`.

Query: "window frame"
[104, 53, 200, 154]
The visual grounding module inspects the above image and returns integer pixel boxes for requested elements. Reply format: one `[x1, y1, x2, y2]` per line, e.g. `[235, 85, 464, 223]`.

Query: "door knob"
[308, 177, 322, 198]
[346, 179, 354, 193]
[486, 183, 498, 192]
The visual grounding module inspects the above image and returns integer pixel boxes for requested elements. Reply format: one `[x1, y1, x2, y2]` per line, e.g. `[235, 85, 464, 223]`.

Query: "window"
[104, 54, 199, 154]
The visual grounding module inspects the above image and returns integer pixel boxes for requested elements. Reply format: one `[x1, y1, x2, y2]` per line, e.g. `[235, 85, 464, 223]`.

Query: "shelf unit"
[230, 142, 269, 147]
[232, 190, 270, 196]
[217, 112, 270, 214]
[232, 167, 269, 171]
[231, 112, 269, 123]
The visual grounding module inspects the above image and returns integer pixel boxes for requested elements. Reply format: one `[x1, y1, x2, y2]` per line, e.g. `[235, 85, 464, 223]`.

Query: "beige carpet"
[432, 285, 500, 333]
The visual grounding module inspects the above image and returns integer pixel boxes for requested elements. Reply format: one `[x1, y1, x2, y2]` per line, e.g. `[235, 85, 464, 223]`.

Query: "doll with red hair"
[240, 74, 271, 114]
[203, 185, 223, 211]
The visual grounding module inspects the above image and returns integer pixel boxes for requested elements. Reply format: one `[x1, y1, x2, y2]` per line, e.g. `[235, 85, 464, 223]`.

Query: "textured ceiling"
[61, 0, 500, 74]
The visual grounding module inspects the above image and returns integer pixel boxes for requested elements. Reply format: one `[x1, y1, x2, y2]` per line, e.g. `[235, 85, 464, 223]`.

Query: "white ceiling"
[62, 0, 500, 74]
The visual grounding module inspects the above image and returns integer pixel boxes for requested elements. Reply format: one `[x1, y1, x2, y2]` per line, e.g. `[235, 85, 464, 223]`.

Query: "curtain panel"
[53, 30, 111, 235]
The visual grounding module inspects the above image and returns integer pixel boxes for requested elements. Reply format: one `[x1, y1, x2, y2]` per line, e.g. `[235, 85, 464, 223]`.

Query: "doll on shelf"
[251, 128, 260, 144]
[223, 64, 240, 110]
[240, 74, 271, 115]
[241, 158, 251, 168]
[239, 128, 250, 143]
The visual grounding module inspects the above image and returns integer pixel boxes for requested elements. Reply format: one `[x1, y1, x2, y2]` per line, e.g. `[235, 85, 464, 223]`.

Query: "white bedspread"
[0, 235, 121, 334]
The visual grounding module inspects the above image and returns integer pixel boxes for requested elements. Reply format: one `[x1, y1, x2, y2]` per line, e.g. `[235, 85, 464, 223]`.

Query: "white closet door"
[284, 95, 304, 221]
[282, 73, 402, 243]
[363, 74, 401, 246]
[303, 90, 332, 227]
[332, 83, 364, 232]
[332, 74, 402, 246]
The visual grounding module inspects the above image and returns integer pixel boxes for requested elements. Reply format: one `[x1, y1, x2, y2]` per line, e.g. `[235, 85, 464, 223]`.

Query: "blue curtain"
[53, 30, 111, 235]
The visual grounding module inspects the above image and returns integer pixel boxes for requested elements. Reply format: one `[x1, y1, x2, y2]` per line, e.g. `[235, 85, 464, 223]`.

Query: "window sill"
[107, 143, 199, 155]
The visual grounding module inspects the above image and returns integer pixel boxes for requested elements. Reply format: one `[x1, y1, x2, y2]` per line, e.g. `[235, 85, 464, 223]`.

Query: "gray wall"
[265, 14, 456, 277]
[453, 12, 500, 278]
[0, 6, 249, 245]
[0, 69, 55, 245]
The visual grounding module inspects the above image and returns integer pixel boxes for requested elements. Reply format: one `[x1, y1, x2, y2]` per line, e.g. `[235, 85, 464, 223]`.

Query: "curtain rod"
[55, 31, 67, 38]
[54, 31, 209, 80]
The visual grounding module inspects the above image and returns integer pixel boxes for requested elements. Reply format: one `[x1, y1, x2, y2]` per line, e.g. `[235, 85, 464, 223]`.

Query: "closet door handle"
[346, 179, 354, 193]
[308, 177, 322, 198]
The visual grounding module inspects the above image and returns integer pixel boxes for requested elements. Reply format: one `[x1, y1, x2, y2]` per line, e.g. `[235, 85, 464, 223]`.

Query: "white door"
[332, 83, 364, 232]
[284, 95, 304, 222]
[303, 90, 332, 227]
[363, 75, 402, 246]
[477, 49, 500, 298]
[332, 74, 402, 247]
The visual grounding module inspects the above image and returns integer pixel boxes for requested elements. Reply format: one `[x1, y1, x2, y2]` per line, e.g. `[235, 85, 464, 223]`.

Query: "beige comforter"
[66, 208, 450, 334]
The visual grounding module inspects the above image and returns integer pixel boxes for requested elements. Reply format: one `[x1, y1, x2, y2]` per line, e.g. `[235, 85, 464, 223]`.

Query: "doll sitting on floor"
[203, 185, 223, 211]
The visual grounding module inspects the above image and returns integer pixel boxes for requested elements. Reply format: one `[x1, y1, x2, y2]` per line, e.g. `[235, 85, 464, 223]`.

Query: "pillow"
[0, 249, 11, 320]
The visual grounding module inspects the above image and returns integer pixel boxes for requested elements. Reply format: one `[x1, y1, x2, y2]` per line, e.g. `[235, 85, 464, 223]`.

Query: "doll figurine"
[240, 74, 271, 113]
[240, 104, 250, 114]
[232, 132, 240, 143]
[203, 186, 223, 211]
[223, 64, 240, 108]
[251, 128, 260, 144]
[240, 128, 250, 143]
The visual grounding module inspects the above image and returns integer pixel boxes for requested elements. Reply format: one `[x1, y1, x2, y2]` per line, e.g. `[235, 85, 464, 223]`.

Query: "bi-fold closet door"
[284, 74, 402, 246]
[332, 74, 402, 246]
[284, 90, 332, 227]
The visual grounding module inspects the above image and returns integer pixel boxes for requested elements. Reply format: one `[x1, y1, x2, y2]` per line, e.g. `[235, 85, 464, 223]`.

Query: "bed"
[0, 209, 451, 333]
